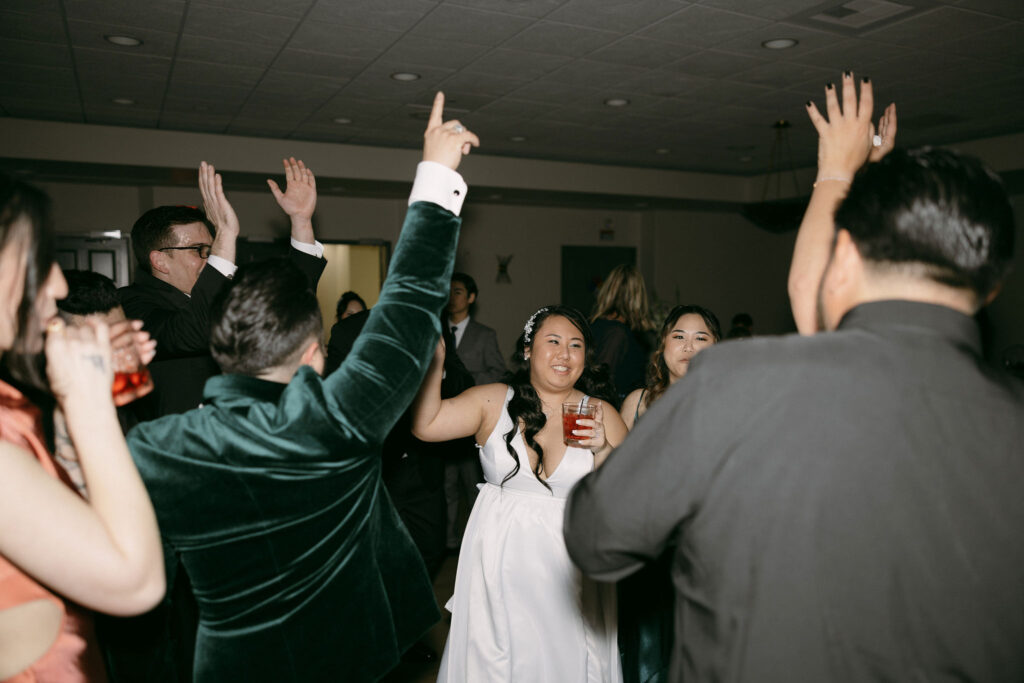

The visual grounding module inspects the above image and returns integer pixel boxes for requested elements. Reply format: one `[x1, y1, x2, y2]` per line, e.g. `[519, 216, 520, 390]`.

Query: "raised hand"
[423, 92, 480, 171]
[267, 157, 316, 222]
[869, 103, 897, 163]
[805, 72, 893, 183]
[198, 161, 240, 239]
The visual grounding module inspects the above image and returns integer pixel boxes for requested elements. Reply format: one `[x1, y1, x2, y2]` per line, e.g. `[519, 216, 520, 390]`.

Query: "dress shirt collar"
[838, 300, 981, 353]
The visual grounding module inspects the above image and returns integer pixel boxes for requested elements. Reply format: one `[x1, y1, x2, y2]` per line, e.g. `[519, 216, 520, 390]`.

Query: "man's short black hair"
[451, 272, 478, 298]
[131, 205, 214, 274]
[210, 258, 322, 376]
[835, 147, 1014, 300]
[58, 270, 120, 316]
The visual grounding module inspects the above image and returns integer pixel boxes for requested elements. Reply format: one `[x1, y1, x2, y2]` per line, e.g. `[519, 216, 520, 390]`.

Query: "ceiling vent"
[791, 0, 935, 36]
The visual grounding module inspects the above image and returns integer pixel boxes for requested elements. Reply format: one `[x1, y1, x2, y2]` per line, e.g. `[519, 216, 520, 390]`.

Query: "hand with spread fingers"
[804, 71, 897, 184]
[267, 157, 317, 243]
[199, 160, 240, 263]
[423, 92, 480, 171]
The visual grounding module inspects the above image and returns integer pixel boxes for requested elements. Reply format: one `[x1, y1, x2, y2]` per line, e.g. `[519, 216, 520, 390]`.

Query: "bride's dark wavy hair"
[500, 305, 616, 490]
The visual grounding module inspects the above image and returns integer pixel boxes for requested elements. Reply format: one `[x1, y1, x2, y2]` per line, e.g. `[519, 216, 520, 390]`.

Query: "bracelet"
[813, 176, 852, 188]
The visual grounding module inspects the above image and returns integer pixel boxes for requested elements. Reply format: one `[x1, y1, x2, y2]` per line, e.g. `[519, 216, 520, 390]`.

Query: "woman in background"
[616, 303, 720, 683]
[0, 176, 164, 680]
[335, 290, 367, 321]
[590, 265, 654, 403]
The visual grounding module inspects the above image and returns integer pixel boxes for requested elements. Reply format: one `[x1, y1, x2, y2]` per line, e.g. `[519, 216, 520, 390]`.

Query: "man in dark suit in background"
[444, 272, 504, 550]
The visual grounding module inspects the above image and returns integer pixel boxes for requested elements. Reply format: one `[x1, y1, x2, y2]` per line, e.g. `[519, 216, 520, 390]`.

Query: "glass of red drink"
[562, 402, 596, 445]
[111, 335, 154, 407]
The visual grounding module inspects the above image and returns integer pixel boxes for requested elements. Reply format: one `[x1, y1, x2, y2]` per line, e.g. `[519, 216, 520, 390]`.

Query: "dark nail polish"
[862, 76, 871, 84]
[826, 82, 835, 90]
[805, 100, 813, 107]
[843, 70, 852, 78]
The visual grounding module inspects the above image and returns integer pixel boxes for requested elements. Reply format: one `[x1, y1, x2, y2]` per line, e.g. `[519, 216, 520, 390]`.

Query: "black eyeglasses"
[159, 244, 212, 259]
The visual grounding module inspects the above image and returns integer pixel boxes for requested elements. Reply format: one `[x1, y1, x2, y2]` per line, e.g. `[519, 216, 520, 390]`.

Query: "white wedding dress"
[437, 387, 622, 683]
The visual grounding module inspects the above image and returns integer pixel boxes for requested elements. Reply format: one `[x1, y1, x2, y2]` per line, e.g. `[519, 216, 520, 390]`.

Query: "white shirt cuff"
[290, 238, 324, 259]
[206, 254, 237, 278]
[408, 161, 467, 216]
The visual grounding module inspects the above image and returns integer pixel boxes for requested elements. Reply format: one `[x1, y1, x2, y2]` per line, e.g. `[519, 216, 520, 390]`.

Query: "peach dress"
[0, 379, 107, 682]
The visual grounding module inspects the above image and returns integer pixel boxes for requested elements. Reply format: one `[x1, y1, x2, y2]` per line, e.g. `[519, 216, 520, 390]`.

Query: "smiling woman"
[411, 304, 627, 682]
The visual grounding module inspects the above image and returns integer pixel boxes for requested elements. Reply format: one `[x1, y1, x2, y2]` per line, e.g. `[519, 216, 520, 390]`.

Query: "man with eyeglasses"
[120, 158, 324, 423]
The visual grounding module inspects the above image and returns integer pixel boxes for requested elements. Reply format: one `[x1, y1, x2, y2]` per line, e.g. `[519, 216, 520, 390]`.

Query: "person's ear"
[467, 292, 477, 305]
[299, 338, 325, 375]
[150, 250, 170, 275]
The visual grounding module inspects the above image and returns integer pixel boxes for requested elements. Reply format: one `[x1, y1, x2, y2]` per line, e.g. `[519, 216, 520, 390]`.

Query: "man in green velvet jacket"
[126, 95, 480, 682]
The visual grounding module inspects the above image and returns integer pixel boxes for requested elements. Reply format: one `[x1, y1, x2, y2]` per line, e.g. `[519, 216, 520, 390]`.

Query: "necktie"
[451, 325, 458, 348]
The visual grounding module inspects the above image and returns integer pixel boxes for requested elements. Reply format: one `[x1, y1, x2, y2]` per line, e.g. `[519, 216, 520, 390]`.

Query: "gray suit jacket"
[455, 318, 505, 385]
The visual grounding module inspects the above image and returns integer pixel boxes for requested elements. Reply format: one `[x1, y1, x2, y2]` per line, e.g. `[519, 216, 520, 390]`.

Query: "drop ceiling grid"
[0, 0, 1020, 174]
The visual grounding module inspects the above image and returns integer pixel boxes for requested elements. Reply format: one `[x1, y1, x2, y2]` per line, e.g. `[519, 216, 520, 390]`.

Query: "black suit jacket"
[120, 249, 326, 421]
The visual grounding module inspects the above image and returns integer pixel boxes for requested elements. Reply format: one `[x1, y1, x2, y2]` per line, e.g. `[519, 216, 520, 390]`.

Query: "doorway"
[561, 245, 637, 315]
[317, 241, 390, 329]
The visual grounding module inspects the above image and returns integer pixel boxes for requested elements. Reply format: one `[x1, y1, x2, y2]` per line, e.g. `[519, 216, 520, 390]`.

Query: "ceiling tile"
[79, 74, 167, 106]
[0, 63, 76, 89]
[63, 0, 186, 33]
[542, 59, 648, 88]
[665, 49, 762, 77]
[729, 60, 835, 89]
[442, 0, 568, 18]
[66, 20, 179, 58]
[508, 79, 604, 104]
[0, 9, 65, 44]
[692, 0, 826, 21]
[272, 49, 371, 80]
[177, 35, 280, 69]
[183, 4, 299, 47]
[84, 104, 161, 127]
[1, 99, 83, 121]
[381, 36, 491, 70]
[73, 48, 172, 82]
[194, 0, 316, 18]
[545, 0, 691, 32]
[228, 118, 302, 136]
[476, 98, 553, 119]
[436, 70, 532, 97]
[0, 0, 61, 12]
[944, 24, 1024, 63]
[951, 0, 1024, 19]
[247, 71, 347, 108]
[0, 38, 72, 67]
[614, 70, 714, 98]
[288, 21, 403, 59]
[713, 22, 847, 59]
[314, 96, 403, 123]
[500, 21, 619, 57]
[587, 37, 698, 69]
[162, 94, 248, 117]
[170, 60, 265, 89]
[638, 4, 772, 47]
[864, 6, 1006, 46]
[463, 48, 572, 80]
[307, 0, 438, 31]
[1, 80, 80, 105]
[788, 38, 915, 73]
[409, 5, 534, 44]
[164, 82, 252, 107]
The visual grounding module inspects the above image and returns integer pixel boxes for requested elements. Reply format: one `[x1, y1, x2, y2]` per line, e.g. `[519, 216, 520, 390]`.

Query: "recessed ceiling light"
[739, 155, 753, 162]
[761, 38, 798, 49]
[111, 97, 135, 105]
[332, 117, 352, 124]
[509, 135, 527, 142]
[390, 72, 421, 82]
[603, 98, 629, 107]
[655, 148, 670, 155]
[105, 34, 142, 47]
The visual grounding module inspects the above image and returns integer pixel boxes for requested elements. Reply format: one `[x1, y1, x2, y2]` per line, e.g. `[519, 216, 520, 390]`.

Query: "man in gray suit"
[444, 272, 505, 549]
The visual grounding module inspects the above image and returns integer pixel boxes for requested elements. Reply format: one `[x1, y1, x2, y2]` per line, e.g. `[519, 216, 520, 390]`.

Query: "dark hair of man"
[131, 205, 214, 274]
[450, 272, 478, 298]
[209, 258, 322, 376]
[0, 174, 58, 390]
[835, 147, 1015, 301]
[58, 270, 120, 316]
[501, 305, 615, 490]
[730, 312, 752, 329]
[334, 290, 367, 322]
[645, 304, 721, 407]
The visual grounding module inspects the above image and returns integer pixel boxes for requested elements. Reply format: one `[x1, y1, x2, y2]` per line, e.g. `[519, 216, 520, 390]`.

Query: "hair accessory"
[523, 307, 547, 345]
[872, 134, 882, 147]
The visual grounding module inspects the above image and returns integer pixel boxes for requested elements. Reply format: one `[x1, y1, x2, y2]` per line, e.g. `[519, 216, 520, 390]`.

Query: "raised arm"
[411, 339, 493, 443]
[788, 72, 896, 334]
[0, 319, 164, 615]
[200, 160, 240, 266]
[323, 92, 480, 444]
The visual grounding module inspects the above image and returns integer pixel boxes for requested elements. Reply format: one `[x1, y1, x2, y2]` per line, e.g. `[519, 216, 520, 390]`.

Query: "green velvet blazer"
[127, 202, 459, 682]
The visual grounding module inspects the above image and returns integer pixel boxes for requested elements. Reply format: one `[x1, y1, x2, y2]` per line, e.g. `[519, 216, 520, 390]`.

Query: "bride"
[412, 304, 626, 682]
